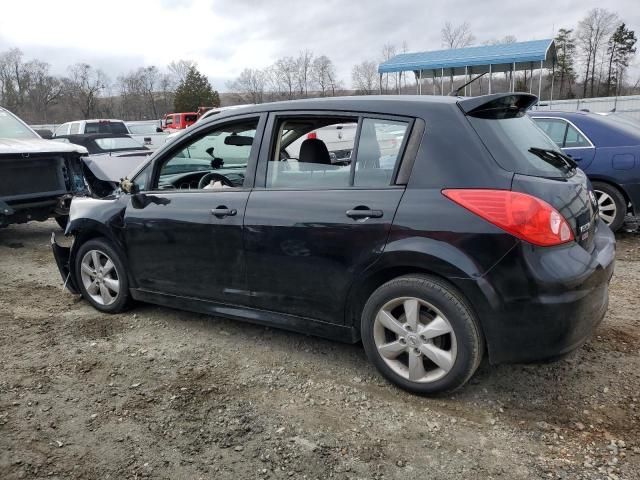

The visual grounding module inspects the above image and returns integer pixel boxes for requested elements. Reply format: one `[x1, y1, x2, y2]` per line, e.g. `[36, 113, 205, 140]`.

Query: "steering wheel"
[198, 172, 235, 189]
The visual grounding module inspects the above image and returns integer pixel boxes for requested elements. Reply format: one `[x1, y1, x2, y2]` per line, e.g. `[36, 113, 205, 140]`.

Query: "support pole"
[529, 63, 533, 93]
[488, 64, 492, 94]
[512, 62, 516, 91]
[415, 71, 419, 95]
[464, 66, 468, 96]
[433, 70, 436, 95]
[538, 60, 543, 103]
[418, 70, 422, 95]
[441, 68, 444, 95]
[379, 73, 383, 94]
[550, 59, 555, 106]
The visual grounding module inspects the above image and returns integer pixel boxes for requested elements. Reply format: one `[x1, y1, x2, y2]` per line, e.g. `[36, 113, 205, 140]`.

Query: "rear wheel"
[592, 181, 626, 232]
[361, 275, 483, 394]
[74, 238, 131, 313]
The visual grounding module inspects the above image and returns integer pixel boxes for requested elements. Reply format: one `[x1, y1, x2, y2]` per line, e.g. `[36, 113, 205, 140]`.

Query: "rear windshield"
[0, 109, 39, 140]
[468, 115, 575, 179]
[94, 136, 146, 151]
[85, 121, 129, 135]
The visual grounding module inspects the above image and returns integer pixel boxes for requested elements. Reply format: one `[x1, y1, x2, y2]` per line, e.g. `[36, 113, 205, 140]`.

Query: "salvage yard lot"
[1, 221, 639, 480]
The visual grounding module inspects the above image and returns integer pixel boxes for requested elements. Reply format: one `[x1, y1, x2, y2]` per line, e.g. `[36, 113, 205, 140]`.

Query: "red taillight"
[442, 189, 574, 247]
[307, 132, 317, 139]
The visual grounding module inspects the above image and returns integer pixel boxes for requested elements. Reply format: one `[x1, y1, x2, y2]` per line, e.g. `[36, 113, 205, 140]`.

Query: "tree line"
[0, 52, 220, 124]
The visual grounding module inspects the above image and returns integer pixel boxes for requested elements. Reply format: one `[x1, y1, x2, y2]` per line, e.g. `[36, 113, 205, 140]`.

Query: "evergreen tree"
[606, 24, 637, 96]
[173, 66, 220, 112]
[554, 28, 577, 99]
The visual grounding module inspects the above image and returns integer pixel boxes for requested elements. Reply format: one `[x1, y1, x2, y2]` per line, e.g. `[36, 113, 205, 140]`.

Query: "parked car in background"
[126, 120, 167, 150]
[530, 110, 640, 231]
[161, 112, 197, 132]
[164, 105, 254, 143]
[0, 106, 87, 229]
[53, 119, 130, 137]
[52, 94, 615, 395]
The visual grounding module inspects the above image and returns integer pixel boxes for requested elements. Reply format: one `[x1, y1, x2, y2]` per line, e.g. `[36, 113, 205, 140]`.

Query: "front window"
[155, 118, 259, 190]
[0, 109, 39, 139]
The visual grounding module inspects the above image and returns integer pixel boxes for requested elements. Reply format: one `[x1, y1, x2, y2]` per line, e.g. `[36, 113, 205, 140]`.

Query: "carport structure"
[378, 39, 556, 100]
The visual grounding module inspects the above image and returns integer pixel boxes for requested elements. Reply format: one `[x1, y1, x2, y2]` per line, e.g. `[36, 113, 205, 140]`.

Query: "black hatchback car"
[52, 94, 615, 394]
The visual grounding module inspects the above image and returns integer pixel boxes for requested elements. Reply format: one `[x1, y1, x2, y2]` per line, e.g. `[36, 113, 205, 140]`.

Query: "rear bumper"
[471, 219, 615, 364]
[51, 233, 80, 294]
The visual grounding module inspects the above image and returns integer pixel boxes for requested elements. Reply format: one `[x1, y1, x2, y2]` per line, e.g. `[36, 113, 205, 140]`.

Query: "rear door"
[532, 117, 596, 169]
[244, 111, 413, 324]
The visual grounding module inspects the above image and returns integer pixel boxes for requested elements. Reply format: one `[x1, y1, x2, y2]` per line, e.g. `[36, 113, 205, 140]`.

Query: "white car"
[53, 119, 130, 137]
[125, 120, 167, 150]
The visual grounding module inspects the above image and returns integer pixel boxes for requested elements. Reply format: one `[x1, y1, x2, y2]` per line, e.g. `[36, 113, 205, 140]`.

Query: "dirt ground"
[0, 220, 639, 480]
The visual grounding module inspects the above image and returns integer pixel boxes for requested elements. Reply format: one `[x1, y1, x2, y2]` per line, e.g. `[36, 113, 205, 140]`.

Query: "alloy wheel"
[80, 249, 120, 306]
[373, 297, 457, 383]
[595, 189, 617, 226]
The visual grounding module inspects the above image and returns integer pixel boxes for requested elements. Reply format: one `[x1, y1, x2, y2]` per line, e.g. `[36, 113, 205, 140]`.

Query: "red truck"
[161, 112, 197, 131]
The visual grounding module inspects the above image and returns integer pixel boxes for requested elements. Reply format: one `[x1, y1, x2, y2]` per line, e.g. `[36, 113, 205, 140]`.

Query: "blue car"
[529, 111, 640, 231]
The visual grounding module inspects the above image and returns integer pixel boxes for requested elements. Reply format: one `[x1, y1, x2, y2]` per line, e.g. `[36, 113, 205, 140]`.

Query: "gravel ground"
[1, 220, 639, 480]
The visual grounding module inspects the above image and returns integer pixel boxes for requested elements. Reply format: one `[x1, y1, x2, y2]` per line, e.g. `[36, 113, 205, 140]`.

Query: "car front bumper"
[471, 219, 616, 364]
[51, 232, 80, 295]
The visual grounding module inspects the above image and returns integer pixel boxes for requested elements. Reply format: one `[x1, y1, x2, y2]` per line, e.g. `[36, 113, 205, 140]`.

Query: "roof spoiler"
[458, 93, 538, 119]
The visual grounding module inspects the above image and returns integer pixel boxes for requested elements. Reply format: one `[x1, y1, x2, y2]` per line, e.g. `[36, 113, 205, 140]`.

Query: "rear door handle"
[211, 206, 237, 218]
[346, 208, 383, 219]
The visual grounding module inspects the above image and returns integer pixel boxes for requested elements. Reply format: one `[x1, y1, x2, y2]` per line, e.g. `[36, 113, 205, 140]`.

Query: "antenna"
[449, 72, 487, 96]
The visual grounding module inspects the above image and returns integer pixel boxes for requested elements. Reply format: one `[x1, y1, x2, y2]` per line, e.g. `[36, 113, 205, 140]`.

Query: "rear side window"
[69, 122, 80, 134]
[468, 115, 574, 178]
[533, 118, 566, 146]
[564, 124, 591, 148]
[354, 119, 408, 187]
[85, 121, 129, 135]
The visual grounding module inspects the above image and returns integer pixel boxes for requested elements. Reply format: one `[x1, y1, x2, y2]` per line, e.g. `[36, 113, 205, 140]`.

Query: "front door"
[124, 114, 264, 304]
[244, 113, 413, 324]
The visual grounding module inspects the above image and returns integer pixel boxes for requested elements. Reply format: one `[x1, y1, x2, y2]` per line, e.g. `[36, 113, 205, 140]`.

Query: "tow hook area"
[51, 232, 80, 294]
[54, 194, 73, 216]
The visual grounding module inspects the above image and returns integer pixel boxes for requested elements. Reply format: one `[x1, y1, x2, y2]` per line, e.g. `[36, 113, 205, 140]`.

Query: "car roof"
[58, 133, 133, 140]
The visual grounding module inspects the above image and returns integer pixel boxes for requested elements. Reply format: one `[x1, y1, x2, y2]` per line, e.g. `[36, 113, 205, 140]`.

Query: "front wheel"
[74, 238, 131, 313]
[592, 181, 626, 232]
[361, 275, 483, 394]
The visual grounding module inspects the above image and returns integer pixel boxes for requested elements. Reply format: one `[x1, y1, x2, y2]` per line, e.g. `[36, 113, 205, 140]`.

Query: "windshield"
[95, 137, 147, 151]
[127, 123, 160, 134]
[0, 109, 39, 140]
[468, 114, 574, 178]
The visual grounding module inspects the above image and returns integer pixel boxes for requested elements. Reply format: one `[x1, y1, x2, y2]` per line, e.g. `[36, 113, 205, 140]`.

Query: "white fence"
[532, 95, 640, 120]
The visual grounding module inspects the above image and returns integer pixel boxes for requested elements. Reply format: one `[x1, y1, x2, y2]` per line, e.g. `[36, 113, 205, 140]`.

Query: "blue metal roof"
[378, 39, 555, 74]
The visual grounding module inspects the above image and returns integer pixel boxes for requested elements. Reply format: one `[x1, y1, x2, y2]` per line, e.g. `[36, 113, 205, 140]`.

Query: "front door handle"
[211, 206, 237, 218]
[346, 208, 383, 219]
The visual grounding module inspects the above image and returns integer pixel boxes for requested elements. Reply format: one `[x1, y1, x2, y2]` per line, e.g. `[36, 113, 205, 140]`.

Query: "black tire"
[592, 181, 626, 232]
[74, 238, 131, 313]
[55, 216, 69, 230]
[361, 275, 483, 395]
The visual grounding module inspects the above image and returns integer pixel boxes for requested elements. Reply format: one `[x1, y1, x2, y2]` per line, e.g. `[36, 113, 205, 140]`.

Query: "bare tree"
[227, 68, 266, 104]
[352, 61, 379, 95]
[296, 50, 314, 97]
[381, 43, 397, 93]
[577, 8, 618, 97]
[311, 55, 338, 96]
[272, 57, 298, 99]
[168, 59, 196, 85]
[66, 63, 109, 119]
[441, 21, 475, 49]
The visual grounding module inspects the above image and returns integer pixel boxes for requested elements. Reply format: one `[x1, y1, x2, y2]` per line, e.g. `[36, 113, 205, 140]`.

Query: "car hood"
[82, 154, 150, 182]
[0, 137, 88, 155]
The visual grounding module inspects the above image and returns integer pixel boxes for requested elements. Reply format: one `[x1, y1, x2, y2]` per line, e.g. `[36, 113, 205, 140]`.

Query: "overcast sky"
[1, 0, 638, 91]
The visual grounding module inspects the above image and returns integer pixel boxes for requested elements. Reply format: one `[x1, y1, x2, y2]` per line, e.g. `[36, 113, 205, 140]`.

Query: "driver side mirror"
[156, 127, 163, 133]
[119, 177, 139, 194]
